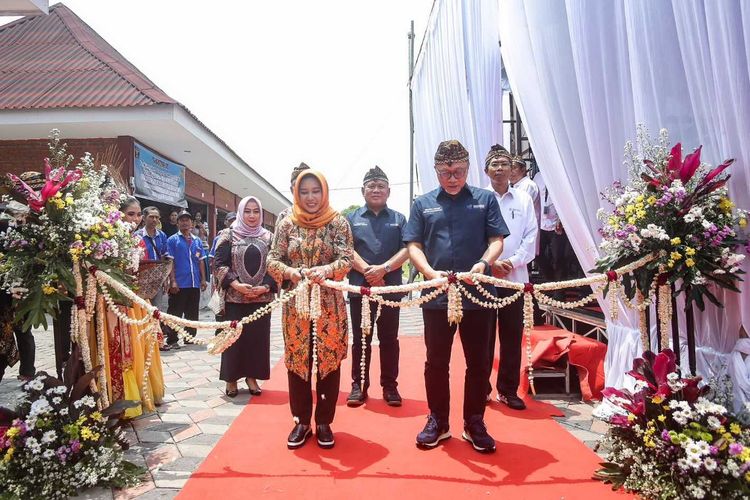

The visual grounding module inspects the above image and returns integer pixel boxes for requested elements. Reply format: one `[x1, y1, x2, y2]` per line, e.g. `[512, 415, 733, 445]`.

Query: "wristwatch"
[478, 259, 489, 272]
[384, 263, 392, 273]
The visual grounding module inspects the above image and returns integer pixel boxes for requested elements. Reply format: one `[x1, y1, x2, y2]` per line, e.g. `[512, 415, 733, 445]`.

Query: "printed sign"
[133, 142, 187, 207]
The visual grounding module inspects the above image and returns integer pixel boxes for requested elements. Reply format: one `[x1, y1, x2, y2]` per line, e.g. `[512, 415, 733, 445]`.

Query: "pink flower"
[7, 159, 82, 213]
[729, 442, 743, 456]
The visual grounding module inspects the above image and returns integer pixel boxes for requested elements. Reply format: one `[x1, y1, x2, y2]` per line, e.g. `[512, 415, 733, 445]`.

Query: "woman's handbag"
[208, 287, 224, 315]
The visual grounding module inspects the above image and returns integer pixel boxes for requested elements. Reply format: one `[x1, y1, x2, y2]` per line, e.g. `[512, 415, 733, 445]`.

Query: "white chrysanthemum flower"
[41, 430, 57, 444]
[703, 457, 718, 473]
[707, 416, 722, 430]
[29, 398, 52, 417]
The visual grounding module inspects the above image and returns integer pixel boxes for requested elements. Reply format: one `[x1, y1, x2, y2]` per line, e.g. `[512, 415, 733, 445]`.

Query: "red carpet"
[179, 337, 631, 499]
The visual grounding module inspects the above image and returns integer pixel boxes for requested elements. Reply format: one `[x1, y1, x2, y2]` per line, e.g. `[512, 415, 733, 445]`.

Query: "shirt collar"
[363, 205, 389, 217]
[437, 185, 470, 201]
[486, 184, 517, 201]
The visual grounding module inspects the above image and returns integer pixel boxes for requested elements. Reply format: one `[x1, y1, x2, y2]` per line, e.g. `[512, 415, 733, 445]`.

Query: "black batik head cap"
[434, 140, 470, 165]
[290, 162, 311, 184]
[484, 144, 513, 168]
[363, 165, 389, 185]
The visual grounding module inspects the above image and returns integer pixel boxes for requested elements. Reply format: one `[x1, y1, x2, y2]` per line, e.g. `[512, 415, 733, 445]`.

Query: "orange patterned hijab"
[290, 170, 338, 229]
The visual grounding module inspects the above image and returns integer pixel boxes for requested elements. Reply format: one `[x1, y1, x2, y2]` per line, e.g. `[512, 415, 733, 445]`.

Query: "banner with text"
[133, 142, 187, 208]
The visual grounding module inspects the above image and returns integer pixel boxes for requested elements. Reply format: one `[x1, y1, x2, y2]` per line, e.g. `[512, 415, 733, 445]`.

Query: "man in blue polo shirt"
[404, 139, 508, 454]
[165, 210, 207, 347]
[346, 166, 409, 408]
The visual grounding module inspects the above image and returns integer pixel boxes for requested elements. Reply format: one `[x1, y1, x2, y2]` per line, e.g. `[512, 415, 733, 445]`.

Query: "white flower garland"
[76, 252, 669, 394]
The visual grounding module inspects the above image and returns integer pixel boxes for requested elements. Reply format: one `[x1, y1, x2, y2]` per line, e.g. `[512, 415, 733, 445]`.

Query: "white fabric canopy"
[411, 0, 503, 193]
[498, 0, 750, 410]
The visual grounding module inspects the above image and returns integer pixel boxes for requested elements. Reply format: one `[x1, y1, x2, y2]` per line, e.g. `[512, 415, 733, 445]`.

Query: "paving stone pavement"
[0, 305, 608, 498]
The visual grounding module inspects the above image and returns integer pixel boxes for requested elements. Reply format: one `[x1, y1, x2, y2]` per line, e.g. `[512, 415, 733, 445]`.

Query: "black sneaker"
[383, 387, 402, 407]
[316, 424, 335, 449]
[416, 414, 451, 448]
[496, 391, 527, 410]
[346, 385, 367, 407]
[287, 423, 311, 449]
[462, 415, 496, 453]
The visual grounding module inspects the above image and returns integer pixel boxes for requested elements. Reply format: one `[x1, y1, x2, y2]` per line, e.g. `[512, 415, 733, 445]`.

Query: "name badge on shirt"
[353, 222, 368, 227]
[467, 204, 486, 209]
[423, 207, 443, 214]
[389, 223, 400, 227]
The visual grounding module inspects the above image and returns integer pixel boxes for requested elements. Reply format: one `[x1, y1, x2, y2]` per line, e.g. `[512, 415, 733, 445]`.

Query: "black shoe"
[346, 385, 367, 407]
[383, 387, 402, 407]
[496, 391, 527, 410]
[416, 414, 451, 449]
[316, 424, 335, 449]
[287, 424, 311, 449]
[462, 415, 496, 453]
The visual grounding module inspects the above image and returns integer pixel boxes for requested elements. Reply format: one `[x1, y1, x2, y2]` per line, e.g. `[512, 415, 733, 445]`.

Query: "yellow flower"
[745, 471, 750, 483]
[671, 237, 681, 245]
[628, 217, 637, 225]
[75, 234, 82, 240]
[647, 196, 657, 206]
[42, 285, 56, 295]
[53, 192, 62, 198]
[627, 413, 636, 422]
[636, 210, 646, 219]
[3, 447, 14, 463]
[6, 427, 19, 438]
[84, 249, 92, 256]
[740, 216, 748, 229]
[91, 411, 104, 423]
[652, 395, 665, 404]
[668, 259, 675, 268]
[625, 205, 635, 215]
[685, 258, 695, 268]
[670, 251, 682, 261]
[719, 197, 735, 214]
[685, 247, 696, 256]
[636, 195, 644, 203]
[741, 448, 750, 463]
[657, 415, 666, 422]
[608, 217, 618, 227]
[730, 422, 741, 435]
[101, 231, 110, 239]
[65, 195, 74, 206]
[635, 202, 644, 210]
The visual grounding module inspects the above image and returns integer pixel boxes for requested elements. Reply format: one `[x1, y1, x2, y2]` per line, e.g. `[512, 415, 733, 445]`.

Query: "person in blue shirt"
[164, 211, 207, 347]
[403, 140, 508, 454]
[135, 206, 168, 261]
[346, 166, 409, 408]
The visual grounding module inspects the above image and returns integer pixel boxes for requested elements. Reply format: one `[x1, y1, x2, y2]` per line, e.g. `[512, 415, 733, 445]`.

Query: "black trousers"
[220, 302, 271, 382]
[539, 230, 566, 282]
[422, 308, 493, 422]
[349, 296, 400, 391]
[165, 287, 200, 344]
[0, 327, 35, 382]
[288, 330, 341, 425]
[487, 287, 525, 396]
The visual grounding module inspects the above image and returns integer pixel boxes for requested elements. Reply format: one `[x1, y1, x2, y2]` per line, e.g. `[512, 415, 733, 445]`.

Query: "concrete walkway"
[0, 307, 607, 499]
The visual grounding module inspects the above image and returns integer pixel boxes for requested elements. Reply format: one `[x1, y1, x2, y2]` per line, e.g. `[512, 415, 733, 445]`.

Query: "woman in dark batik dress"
[214, 196, 277, 398]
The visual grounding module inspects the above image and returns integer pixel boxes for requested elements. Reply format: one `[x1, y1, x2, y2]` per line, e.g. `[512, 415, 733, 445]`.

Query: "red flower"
[360, 286, 371, 296]
[7, 159, 82, 213]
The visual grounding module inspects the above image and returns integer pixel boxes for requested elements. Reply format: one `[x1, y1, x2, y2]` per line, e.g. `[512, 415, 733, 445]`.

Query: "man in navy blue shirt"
[404, 140, 508, 454]
[135, 207, 169, 260]
[135, 206, 170, 326]
[164, 211, 207, 347]
[346, 166, 409, 408]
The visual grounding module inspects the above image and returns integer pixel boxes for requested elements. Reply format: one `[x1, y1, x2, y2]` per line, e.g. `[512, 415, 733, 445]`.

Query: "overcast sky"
[1, 0, 434, 215]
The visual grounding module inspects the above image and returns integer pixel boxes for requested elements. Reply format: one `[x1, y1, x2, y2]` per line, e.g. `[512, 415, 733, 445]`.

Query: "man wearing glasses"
[484, 145, 538, 411]
[404, 140, 508, 454]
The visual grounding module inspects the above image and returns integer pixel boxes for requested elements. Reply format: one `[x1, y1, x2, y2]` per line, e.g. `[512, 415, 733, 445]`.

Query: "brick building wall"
[0, 138, 123, 177]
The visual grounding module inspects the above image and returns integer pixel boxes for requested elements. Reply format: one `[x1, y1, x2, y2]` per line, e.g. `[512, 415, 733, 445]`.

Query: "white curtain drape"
[411, 0, 503, 194]
[498, 0, 750, 410]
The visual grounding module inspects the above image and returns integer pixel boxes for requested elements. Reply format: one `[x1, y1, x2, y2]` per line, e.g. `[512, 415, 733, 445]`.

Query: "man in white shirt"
[509, 156, 540, 224]
[484, 145, 538, 410]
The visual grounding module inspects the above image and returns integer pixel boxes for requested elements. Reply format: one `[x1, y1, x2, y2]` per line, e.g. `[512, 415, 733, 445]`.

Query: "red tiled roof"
[0, 2, 175, 109]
